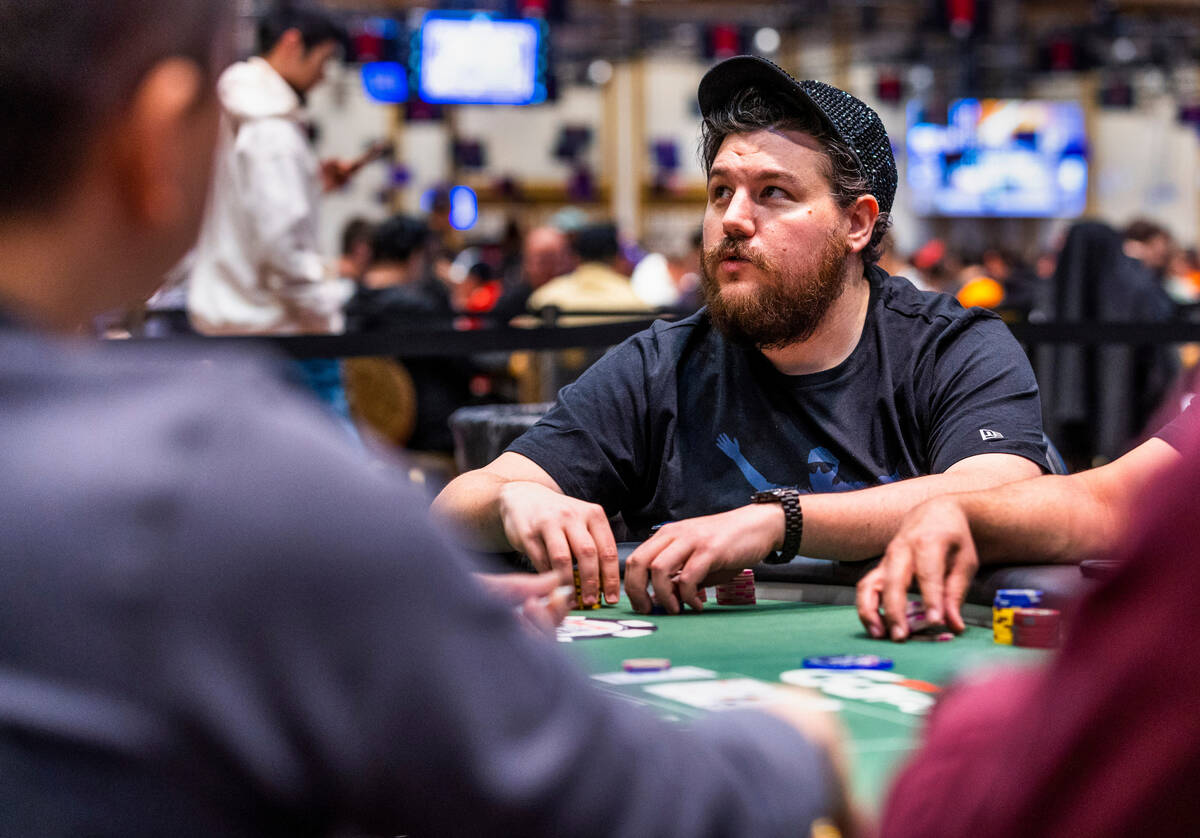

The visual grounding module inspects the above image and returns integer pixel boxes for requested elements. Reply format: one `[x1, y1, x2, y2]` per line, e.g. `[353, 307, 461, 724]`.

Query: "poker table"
[559, 573, 1056, 808]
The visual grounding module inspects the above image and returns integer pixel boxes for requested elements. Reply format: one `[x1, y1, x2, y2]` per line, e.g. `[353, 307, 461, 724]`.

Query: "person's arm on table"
[627, 451, 1040, 614]
[856, 436, 1180, 640]
[432, 452, 621, 607]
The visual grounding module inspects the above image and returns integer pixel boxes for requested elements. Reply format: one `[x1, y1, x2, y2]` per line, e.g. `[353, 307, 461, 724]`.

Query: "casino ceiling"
[313, 0, 1200, 94]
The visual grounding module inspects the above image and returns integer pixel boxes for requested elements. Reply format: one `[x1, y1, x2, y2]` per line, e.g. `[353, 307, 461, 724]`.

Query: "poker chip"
[572, 565, 600, 610]
[802, 654, 894, 670]
[1012, 607, 1061, 649]
[622, 657, 671, 672]
[993, 588, 1044, 645]
[715, 568, 756, 606]
[905, 599, 950, 638]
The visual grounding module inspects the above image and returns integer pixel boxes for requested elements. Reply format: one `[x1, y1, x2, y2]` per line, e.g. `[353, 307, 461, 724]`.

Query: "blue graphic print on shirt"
[717, 435, 899, 494]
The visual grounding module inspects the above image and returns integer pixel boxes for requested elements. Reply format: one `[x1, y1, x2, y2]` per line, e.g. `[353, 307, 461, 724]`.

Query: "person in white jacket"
[188, 3, 349, 337]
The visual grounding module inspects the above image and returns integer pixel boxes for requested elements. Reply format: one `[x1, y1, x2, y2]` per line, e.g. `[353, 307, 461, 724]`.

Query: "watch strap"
[751, 488, 803, 564]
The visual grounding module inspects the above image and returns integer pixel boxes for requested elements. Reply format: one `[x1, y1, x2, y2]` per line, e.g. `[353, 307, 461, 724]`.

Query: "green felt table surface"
[560, 596, 1043, 806]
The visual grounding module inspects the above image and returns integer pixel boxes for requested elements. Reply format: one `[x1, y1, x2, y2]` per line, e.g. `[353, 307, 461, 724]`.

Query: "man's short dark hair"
[573, 223, 621, 263]
[0, 0, 227, 218]
[1123, 218, 1170, 245]
[699, 87, 892, 265]
[341, 218, 375, 257]
[372, 215, 429, 264]
[258, 2, 348, 54]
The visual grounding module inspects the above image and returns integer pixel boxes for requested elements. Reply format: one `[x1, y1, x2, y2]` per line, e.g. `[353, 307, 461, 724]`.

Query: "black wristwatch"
[750, 487, 803, 564]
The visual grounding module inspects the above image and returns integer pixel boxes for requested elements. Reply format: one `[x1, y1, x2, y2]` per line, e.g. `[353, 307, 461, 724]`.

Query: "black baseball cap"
[698, 55, 898, 215]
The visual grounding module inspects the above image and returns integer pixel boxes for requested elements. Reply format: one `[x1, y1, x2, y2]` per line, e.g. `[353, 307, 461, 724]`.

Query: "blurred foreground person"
[0, 3, 851, 836]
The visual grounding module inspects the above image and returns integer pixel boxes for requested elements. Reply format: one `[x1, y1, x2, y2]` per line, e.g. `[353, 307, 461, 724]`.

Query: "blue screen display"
[416, 14, 546, 106]
[906, 98, 1088, 218]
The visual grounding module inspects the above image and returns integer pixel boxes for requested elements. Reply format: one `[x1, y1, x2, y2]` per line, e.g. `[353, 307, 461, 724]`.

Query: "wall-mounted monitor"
[415, 13, 546, 106]
[906, 98, 1088, 218]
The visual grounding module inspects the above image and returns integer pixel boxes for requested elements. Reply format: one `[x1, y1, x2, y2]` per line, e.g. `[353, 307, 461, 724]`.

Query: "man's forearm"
[960, 470, 1137, 564]
[798, 464, 1039, 561]
[958, 438, 1179, 564]
[431, 472, 514, 552]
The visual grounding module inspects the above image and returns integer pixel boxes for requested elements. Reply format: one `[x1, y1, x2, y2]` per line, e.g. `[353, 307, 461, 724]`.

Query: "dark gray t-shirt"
[0, 324, 830, 837]
[510, 267, 1048, 537]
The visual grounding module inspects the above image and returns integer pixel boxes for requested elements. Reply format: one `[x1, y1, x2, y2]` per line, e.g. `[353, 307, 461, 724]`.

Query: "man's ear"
[111, 58, 209, 227]
[845, 194, 880, 256]
[275, 28, 305, 60]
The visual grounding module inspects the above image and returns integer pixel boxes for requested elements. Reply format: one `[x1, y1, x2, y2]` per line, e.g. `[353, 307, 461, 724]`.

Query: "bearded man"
[434, 56, 1047, 614]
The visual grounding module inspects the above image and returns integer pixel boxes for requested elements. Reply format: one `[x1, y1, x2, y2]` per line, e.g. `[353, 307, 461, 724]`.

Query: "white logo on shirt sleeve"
[979, 429, 1005, 441]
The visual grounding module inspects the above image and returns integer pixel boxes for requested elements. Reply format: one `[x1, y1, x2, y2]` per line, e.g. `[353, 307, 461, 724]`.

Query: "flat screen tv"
[906, 98, 1088, 217]
[415, 13, 546, 106]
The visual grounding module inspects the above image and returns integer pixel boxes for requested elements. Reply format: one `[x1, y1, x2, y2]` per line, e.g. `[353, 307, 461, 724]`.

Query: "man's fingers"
[647, 540, 691, 615]
[477, 570, 560, 605]
[588, 516, 621, 605]
[855, 568, 886, 639]
[518, 533, 552, 574]
[563, 521, 602, 607]
[881, 544, 915, 642]
[912, 542, 949, 626]
[540, 528, 576, 586]
[943, 542, 979, 633]
[623, 541, 659, 614]
[672, 551, 712, 612]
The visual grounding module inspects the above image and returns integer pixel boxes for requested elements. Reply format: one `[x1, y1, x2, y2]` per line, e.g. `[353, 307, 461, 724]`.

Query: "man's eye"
[761, 186, 789, 199]
[710, 185, 732, 200]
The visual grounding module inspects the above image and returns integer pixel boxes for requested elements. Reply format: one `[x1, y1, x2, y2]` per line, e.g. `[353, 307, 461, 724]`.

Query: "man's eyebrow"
[707, 166, 803, 185]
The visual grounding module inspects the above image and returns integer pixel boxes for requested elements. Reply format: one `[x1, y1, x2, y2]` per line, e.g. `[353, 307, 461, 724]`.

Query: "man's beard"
[701, 233, 851, 350]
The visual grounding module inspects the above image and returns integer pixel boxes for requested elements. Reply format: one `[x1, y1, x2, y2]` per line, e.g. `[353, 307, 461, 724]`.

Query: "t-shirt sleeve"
[505, 336, 653, 513]
[923, 312, 1049, 473]
[1152, 397, 1198, 451]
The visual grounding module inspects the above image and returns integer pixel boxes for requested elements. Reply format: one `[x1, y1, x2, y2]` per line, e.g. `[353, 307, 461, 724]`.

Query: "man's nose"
[722, 190, 755, 240]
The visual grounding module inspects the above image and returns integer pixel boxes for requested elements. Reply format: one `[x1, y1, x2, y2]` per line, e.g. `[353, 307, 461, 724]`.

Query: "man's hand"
[475, 571, 574, 638]
[624, 504, 783, 615]
[496, 481, 620, 607]
[320, 159, 355, 192]
[856, 496, 979, 642]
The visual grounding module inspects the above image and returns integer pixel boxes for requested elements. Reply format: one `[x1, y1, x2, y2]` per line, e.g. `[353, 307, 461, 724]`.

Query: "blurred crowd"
[123, 208, 1198, 480]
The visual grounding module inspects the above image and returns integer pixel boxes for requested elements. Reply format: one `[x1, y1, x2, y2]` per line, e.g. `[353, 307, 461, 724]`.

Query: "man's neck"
[0, 223, 92, 332]
[759, 267, 873, 376]
[262, 53, 307, 104]
[0, 197, 132, 333]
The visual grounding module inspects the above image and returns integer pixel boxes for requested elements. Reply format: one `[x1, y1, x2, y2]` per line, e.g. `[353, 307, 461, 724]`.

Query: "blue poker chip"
[994, 589, 1043, 608]
[802, 654, 894, 670]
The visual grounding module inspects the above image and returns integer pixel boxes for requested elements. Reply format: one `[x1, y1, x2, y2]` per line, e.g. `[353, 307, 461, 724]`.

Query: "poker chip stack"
[715, 568, 756, 605]
[573, 565, 599, 610]
[1012, 607, 1062, 649]
[993, 588, 1043, 644]
[905, 600, 954, 642]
